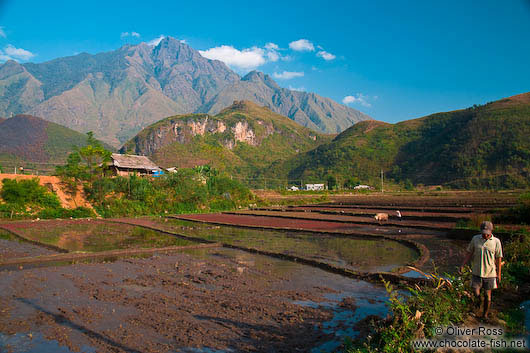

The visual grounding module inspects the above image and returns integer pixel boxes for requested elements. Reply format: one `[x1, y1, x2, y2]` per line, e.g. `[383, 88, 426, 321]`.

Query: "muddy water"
[0, 230, 58, 261]
[10, 221, 196, 252]
[0, 245, 390, 353]
[149, 218, 418, 272]
[204, 248, 391, 353]
[0, 332, 96, 353]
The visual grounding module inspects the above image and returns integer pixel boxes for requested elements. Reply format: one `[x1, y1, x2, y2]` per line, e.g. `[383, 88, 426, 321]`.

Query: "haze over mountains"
[0, 37, 371, 147]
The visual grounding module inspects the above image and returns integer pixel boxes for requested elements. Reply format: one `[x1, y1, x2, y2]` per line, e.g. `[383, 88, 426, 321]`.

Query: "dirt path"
[0, 243, 221, 267]
[228, 210, 457, 230]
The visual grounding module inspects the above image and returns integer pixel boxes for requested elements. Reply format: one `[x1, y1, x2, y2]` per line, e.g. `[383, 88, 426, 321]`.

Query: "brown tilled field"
[0, 192, 525, 352]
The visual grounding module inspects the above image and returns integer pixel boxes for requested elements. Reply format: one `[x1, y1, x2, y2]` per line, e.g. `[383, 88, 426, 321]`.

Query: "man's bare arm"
[496, 257, 502, 282]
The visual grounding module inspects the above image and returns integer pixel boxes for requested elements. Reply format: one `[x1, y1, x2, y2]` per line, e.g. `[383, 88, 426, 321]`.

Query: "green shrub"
[75, 166, 253, 218]
[1, 178, 61, 209]
[37, 206, 96, 219]
[494, 191, 530, 224]
[503, 231, 530, 285]
[345, 271, 471, 353]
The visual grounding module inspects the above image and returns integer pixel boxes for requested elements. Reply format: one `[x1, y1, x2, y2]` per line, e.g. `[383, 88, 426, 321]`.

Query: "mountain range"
[265, 92, 530, 189]
[0, 37, 370, 147]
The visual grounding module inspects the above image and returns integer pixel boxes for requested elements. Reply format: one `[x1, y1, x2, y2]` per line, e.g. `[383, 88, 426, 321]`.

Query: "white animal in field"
[374, 213, 389, 222]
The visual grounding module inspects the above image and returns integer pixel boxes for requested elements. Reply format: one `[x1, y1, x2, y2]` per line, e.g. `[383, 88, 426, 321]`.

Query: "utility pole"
[381, 169, 384, 193]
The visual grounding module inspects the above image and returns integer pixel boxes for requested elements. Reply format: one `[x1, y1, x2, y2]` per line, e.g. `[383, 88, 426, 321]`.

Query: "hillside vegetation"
[121, 100, 332, 179]
[266, 92, 530, 189]
[0, 115, 112, 174]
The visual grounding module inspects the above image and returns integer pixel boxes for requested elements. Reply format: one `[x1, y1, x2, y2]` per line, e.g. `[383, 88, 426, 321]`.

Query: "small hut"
[107, 153, 161, 176]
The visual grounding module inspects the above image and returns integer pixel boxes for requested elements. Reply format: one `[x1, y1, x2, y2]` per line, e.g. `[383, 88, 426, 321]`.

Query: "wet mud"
[0, 248, 388, 352]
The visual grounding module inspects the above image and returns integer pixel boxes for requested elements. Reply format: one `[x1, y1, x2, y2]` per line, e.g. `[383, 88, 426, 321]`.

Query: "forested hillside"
[266, 92, 530, 189]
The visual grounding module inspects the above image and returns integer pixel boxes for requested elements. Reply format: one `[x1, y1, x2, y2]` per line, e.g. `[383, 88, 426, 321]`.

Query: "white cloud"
[317, 50, 336, 61]
[121, 31, 141, 39]
[0, 27, 6, 38]
[288, 85, 306, 92]
[264, 42, 285, 62]
[198, 42, 289, 71]
[147, 35, 165, 46]
[273, 71, 304, 80]
[289, 39, 315, 52]
[342, 94, 372, 107]
[267, 50, 280, 62]
[2, 45, 35, 61]
[199, 45, 266, 70]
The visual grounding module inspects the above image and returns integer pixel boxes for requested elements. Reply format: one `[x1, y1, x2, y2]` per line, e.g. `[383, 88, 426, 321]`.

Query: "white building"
[305, 183, 325, 191]
[354, 184, 373, 190]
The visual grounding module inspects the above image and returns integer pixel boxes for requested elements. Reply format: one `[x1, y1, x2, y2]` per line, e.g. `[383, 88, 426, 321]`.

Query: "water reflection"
[153, 218, 418, 272]
[12, 221, 196, 252]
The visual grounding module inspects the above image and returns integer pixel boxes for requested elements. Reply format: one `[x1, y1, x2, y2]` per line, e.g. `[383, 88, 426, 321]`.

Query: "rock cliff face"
[127, 114, 268, 156]
[0, 37, 371, 147]
[121, 101, 332, 176]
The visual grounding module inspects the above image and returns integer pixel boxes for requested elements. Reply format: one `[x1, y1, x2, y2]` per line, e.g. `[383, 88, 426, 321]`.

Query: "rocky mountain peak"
[0, 37, 371, 147]
[242, 70, 265, 81]
[151, 36, 200, 65]
[0, 60, 25, 79]
[241, 71, 279, 89]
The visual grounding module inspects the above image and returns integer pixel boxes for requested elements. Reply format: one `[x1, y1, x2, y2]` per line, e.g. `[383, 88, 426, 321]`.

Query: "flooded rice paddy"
[2, 220, 196, 253]
[141, 217, 419, 272]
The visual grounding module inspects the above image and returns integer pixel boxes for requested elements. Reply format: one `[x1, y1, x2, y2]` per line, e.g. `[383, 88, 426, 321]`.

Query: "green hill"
[267, 92, 530, 189]
[121, 101, 332, 179]
[0, 114, 112, 174]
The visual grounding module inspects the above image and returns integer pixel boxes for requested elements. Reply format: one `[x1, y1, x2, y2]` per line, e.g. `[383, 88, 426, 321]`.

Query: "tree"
[55, 132, 112, 200]
[78, 132, 112, 180]
[404, 179, 414, 191]
[344, 177, 360, 189]
[326, 175, 337, 190]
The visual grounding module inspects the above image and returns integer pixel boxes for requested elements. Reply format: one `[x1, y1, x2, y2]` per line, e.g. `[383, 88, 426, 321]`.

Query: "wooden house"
[107, 153, 161, 176]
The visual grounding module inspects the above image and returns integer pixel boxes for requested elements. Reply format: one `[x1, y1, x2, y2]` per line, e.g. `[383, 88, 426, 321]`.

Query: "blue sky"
[0, 0, 529, 123]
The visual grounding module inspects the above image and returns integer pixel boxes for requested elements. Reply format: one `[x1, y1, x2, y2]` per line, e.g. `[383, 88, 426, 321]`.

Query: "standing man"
[461, 221, 503, 318]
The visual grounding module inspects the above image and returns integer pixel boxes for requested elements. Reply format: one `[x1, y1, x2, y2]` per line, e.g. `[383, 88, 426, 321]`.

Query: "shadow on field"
[194, 314, 331, 352]
[16, 297, 142, 353]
